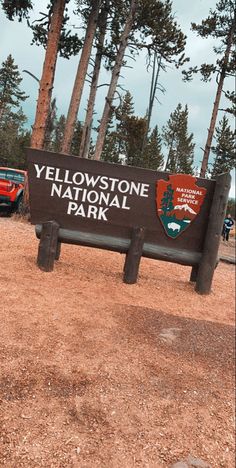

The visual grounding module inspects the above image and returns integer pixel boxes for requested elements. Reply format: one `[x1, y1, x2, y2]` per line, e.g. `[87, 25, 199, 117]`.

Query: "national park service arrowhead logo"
[156, 174, 207, 238]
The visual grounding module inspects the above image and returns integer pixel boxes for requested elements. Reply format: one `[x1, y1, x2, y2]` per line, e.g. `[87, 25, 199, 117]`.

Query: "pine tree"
[141, 53, 162, 156]
[161, 184, 174, 216]
[163, 104, 195, 174]
[0, 55, 28, 122]
[182, 0, 235, 176]
[176, 106, 195, 175]
[31, 0, 67, 149]
[0, 55, 29, 168]
[224, 90, 236, 117]
[44, 97, 58, 150]
[2, 0, 83, 151]
[163, 104, 181, 172]
[94, 0, 138, 160]
[125, 116, 147, 167]
[52, 115, 83, 155]
[165, 146, 176, 173]
[79, 0, 109, 158]
[30, 2, 82, 59]
[101, 112, 119, 163]
[101, 93, 164, 170]
[100, 91, 136, 165]
[101, 131, 120, 163]
[135, 0, 188, 150]
[115, 91, 135, 156]
[52, 115, 66, 152]
[94, 0, 188, 161]
[1, 0, 33, 21]
[71, 121, 83, 156]
[101, 101, 164, 170]
[0, 106, 29, 168]
[211, 115, 235, 178]
[136, 0, 187, 67]
[61, 0, 101, 154]
[143, 126, 164, 170]
[79, 0, 142, 158]
[14, 130, 31, 168]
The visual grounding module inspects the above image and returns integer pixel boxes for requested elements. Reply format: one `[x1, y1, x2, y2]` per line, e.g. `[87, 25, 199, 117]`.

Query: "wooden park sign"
[27, 148, 231, 295]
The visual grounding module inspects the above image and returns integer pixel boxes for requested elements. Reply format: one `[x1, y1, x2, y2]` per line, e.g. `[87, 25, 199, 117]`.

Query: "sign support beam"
[195, 172, 231, 294]
[123, 227, 145, 284]
[37, 220, 60, 272]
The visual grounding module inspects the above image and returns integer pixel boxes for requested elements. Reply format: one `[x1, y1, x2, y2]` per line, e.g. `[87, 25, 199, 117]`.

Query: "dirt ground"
[0, 217, 235, 468]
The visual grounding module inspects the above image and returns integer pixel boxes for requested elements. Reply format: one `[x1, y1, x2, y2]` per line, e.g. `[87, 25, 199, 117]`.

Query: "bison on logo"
[156, 174, 207, 238]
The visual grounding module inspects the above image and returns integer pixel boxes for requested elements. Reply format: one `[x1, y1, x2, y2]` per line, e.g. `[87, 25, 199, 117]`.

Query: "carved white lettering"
[140, 184, 149, 197]
[54, 168, 63, 183]
[45, 166, 55, 181]
[51, 183, 62, 197]
[34, 164, 45, 179]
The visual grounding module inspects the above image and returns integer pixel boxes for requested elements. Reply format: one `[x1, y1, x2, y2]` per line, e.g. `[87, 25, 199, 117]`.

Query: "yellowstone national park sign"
[27, 148, 231, 294]
[27, 149, 211, 236]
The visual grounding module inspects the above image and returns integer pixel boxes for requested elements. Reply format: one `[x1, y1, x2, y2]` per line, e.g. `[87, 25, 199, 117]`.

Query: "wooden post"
[123, 227, 145, 284]
[37, 221, 59, 272]
[195, 173, 231, 294]
[190, 265, 198, 282]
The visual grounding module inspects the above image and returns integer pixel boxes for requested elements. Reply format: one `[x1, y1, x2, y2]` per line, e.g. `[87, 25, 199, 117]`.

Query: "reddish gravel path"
[0, 218, 235, 467]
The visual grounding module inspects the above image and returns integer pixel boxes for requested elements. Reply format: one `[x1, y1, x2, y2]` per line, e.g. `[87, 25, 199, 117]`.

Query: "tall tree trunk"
[147, 54, 161, 132]
[31, 0, 66, 149]
[141, 53, 162, 157]
[94, 0, 138, 161]
[61, 0, 101, 155]
[44, 97, 57, 150]
[200, 23, 235, 177]
[79, 1, 109, 159]
[24, 0, 65, 215]
[164, 135, 175, 170]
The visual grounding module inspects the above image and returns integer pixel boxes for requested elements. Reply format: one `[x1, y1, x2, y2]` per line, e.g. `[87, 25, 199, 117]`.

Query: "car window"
[5, 171, 25, 183]
[0, 170, 7, 179]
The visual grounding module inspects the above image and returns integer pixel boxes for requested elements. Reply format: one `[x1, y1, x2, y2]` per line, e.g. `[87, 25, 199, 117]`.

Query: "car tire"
[16, 195, 24, 214]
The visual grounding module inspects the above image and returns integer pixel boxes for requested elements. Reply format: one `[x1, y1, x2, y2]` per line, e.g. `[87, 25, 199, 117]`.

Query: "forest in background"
[0, 0, 235, 187]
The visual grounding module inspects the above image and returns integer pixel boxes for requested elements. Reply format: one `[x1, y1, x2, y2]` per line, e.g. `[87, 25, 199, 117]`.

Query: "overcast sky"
[0, 0, 235, 196]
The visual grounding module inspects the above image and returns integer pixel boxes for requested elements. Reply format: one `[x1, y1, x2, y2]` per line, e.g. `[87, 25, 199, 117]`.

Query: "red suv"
[0, 167, 26, 212]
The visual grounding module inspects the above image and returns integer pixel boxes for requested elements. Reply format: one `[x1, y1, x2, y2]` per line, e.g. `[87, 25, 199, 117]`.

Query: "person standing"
[222, 213, 234, 241]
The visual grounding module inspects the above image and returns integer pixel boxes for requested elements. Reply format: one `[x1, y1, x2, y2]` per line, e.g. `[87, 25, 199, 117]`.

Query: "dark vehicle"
[0, 167, 26, 213]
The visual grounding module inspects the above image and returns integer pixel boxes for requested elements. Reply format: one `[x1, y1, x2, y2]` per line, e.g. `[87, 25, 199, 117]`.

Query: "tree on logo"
[161, 184, 174, 216]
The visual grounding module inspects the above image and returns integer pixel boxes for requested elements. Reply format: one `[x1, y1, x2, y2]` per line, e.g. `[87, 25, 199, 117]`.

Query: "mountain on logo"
[174, 203, 197, 215]
[172, 203, 197, 221]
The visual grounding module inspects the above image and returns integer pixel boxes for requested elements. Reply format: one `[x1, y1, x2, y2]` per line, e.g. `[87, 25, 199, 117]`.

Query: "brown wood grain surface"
[27, 149, 216, 255]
